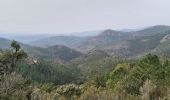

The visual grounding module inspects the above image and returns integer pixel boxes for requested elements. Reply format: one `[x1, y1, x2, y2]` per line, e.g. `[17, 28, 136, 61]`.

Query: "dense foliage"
[16, 59, 81, 84]
[1, 41, 170, 100]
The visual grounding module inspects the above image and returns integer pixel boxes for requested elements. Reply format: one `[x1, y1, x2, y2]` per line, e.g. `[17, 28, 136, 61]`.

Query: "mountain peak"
[102, 29, 115, 33]
[98, 29, 124, 37]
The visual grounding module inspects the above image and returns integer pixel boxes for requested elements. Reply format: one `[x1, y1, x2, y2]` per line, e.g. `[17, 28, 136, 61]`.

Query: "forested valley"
[1, 40, 170, 100]
[1, 26, 170, 100]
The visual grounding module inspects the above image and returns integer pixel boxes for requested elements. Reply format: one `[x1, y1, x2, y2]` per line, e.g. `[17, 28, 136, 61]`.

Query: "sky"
[0, 0, 170, 34]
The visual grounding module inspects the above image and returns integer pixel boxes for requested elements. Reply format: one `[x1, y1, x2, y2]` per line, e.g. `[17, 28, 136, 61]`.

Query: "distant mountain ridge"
[1, 25, 170, 59]
[74, 25, 170, 57]
[0, 37, 11, 49]
[0, 38, 82, 61]
[134, 25, 170, 36]
[29, 36, 89, 48]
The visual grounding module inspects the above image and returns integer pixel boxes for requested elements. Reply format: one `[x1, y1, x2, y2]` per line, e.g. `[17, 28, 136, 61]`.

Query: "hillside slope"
[25, 45, 82, 61]
[0, 38, 82, 61]
[75, 25, 170, 57]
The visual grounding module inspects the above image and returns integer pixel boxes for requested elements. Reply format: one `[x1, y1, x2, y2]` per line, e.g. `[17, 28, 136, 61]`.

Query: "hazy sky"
[0, 0, 170, 34]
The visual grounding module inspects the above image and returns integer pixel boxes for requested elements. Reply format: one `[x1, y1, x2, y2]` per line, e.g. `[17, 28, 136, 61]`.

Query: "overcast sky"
[0, 0, 170, 34]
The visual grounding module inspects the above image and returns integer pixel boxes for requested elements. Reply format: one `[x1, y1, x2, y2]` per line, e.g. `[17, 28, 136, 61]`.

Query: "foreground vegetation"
[0, 41, 170, 100]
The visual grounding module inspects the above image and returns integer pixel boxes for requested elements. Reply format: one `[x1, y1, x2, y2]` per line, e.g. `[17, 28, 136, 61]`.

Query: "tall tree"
[0, 40, 27, 74]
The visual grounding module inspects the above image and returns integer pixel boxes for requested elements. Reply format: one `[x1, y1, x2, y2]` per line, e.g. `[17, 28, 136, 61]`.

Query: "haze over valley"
[1, 0, 170, 100]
